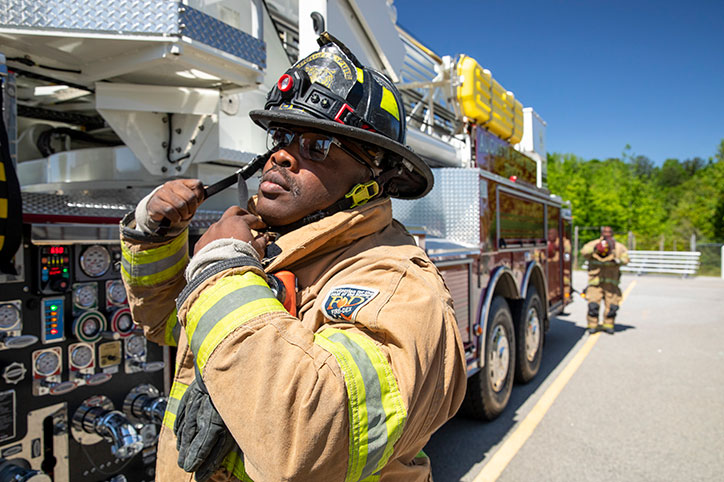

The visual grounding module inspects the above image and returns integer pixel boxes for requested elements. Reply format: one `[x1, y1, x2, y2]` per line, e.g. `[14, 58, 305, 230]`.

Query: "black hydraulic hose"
[9, 66, 93, 93]
[166, 113, 191, 164]
[7, 56, 82, 74]
[36, 127, 122, 157]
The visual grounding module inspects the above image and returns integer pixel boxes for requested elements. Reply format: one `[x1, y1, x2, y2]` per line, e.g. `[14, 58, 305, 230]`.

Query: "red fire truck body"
[0, 3, 573, 479]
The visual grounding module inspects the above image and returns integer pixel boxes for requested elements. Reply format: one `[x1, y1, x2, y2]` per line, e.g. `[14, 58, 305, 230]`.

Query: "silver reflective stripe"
[172, 322, 181, 345]
[328, 332, 387, 479]
[121, 241, 188, 278]
[166, 395, 181, 417]
[189, 284, 272, 356]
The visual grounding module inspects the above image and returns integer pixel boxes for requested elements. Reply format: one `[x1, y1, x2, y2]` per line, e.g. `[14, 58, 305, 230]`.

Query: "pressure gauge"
[125, 334, 145, 358]
[117, 314, 133, 333]
[35, 350, 61, 377]
[70, 344, 94, 369]
[111, 308, 135, 337]
[0, 303, 21, 330]
[80, 245, 111, 277]
[107, 280, 127, 306]
[72, 310, 107, 343]
[73, 284, 97, 310]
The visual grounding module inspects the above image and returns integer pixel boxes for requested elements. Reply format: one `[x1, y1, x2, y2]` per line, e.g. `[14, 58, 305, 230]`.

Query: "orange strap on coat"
[271, 270, 297, 317]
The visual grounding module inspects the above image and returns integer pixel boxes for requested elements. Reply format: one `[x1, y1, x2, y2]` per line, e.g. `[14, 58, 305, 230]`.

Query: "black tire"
[462, 296, 515, 421]
[515, 287, 544, 383]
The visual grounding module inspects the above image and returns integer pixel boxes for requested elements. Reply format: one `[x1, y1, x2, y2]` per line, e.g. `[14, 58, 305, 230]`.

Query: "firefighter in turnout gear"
[120, 34, 466, 481]
[580, 226, 629, 334]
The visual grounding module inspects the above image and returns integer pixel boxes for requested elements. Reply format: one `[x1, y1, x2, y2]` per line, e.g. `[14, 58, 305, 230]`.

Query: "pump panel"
[0, 221, 170, 482]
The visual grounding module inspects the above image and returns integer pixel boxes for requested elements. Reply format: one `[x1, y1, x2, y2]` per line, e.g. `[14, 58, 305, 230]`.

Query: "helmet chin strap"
[271, 168, 399, 234]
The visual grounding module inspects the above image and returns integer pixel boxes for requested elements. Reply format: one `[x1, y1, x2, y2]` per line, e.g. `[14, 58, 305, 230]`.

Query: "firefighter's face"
[255, 131, 372, 227]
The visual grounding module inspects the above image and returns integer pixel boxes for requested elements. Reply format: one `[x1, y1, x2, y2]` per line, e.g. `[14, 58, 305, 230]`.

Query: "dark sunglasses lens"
[267, 128, 294, 150]
[299, 134, 332, 162]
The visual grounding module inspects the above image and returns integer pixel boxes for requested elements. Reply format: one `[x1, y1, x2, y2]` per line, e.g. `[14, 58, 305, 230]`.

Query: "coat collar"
[253, 197, 393, 272]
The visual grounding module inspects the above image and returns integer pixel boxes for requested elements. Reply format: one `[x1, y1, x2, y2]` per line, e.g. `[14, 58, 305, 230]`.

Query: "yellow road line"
[472, 279, 637, 482]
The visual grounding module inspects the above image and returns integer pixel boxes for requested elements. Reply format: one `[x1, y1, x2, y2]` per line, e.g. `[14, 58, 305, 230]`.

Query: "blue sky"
[394, 0, 724, 164]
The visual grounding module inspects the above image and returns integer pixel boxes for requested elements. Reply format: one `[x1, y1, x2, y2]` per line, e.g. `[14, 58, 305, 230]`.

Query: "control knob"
[123, 384, 167, 425]
[72, 396, 143, 459]
[0, 458, 50, 481]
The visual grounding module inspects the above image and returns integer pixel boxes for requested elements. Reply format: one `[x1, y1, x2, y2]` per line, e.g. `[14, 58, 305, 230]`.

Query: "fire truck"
[0, 1, 571, 480]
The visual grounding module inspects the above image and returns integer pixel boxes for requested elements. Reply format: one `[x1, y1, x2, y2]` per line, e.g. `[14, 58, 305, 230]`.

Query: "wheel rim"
[488, 324, 510, 392]
[525, 307, 541, 363]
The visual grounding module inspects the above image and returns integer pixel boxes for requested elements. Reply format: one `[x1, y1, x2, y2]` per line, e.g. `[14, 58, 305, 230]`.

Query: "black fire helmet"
[249, 32, 433, 200]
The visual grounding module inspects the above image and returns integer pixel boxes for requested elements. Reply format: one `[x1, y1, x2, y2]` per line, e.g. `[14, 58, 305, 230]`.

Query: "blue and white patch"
[322, 285, 379, 322]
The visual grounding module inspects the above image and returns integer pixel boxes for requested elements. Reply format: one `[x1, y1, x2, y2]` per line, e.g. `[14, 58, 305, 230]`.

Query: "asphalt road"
[425, 271, 724, 481]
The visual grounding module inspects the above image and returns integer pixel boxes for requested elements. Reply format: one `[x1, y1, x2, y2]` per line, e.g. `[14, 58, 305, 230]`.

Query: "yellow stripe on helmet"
[380, 87, 400, 121]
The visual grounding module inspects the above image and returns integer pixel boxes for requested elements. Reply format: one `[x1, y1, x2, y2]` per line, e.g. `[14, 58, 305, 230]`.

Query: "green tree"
[548, 139, 724, 248]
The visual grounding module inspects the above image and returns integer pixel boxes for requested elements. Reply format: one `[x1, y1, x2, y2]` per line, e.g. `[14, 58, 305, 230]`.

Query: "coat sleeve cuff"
[176, 239, 265, 314]
[184, 238, 261, 282]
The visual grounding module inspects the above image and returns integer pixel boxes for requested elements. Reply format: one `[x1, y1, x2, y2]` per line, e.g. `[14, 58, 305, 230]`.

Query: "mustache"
[262, 166, 301, 197]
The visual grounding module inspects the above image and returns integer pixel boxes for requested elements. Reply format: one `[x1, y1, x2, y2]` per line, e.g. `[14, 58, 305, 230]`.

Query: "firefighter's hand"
[194, 206, 268, 258]
[174, 378, 236, 481]
[147, 179, 205, 226]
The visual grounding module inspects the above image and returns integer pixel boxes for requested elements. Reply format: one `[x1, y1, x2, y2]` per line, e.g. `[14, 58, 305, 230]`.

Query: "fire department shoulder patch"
[322, 285, 379, 322]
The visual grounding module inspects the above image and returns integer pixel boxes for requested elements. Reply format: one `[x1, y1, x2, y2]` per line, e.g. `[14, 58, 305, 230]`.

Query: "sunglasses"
[266, 127, 372, 169]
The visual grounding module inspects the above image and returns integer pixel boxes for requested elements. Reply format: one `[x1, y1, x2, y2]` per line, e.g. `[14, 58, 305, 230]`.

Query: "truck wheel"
[515, 287, 543, 383]
[463, 296, 515, 420]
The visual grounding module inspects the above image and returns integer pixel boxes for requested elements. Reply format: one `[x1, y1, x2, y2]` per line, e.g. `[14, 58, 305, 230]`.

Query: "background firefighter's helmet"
[595, 239, 611, 257]
[250, 33, 433, 199]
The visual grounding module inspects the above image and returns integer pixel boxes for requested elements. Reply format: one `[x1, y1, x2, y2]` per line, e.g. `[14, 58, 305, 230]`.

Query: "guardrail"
[583, 250, 701, 277]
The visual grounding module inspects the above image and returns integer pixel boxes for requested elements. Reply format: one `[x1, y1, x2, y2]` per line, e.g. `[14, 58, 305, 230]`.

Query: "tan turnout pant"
[586, 284, 622, 328]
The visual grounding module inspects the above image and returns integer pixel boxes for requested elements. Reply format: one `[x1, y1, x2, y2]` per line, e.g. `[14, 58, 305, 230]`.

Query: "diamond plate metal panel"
[22, 191, 222, 228]
[181, 6, 266, 69]
[0, 0, 178, 34]
[0, 0, 265, 68]
[391, 168, 480, 246]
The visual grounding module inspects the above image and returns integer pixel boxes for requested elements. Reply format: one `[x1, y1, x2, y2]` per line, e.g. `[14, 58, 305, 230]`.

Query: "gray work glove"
[174, 375, 236, 481]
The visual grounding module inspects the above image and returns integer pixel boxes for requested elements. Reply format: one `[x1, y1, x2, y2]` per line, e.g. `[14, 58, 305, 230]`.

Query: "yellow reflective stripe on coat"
[185, 272, 285, 372]
[589, 277, 620, 286]
[164, 309, 180, 347]
[314, 328, 407, 482]
[162, 380, 189, 430]
[222, 449, 254, 482]
[121, 230, 189, 287]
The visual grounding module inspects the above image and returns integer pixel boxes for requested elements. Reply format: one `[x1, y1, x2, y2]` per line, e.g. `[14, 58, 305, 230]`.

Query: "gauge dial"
[125, 334, 145, 357]
[70, 344, 93, 369]
[0, 303, 21, 330]
[107, 280, 127, 305]
[35, 351, 60, 377]
[81, 318, 100, 337]
[73, 311, 106, 343]
[116, 313, 133, 334]
[73, 284, 97, 309]
[80, 245, 111, 277]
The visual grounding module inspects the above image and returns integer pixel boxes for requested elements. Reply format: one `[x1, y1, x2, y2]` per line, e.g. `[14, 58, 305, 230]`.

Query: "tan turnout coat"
[121, 197, 467, 481]
[580, 238, 629, 287]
